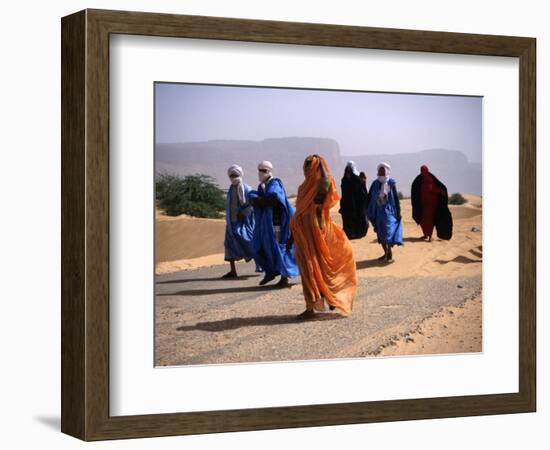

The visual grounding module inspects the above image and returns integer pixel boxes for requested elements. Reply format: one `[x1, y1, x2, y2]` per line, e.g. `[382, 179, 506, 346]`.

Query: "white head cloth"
[377, 162, 391, 198]
[258, 161, 273, 186]
[227, 164, 246, 204]
[258, 160, 273, 172]
[346, 160, 360, 176]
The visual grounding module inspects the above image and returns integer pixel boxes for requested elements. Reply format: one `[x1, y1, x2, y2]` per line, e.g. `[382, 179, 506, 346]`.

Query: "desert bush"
[155, 173, 225, 218]
[397, 191, 404, 200]
[155, 173, 181, 200]
[448, 192, 467, 205]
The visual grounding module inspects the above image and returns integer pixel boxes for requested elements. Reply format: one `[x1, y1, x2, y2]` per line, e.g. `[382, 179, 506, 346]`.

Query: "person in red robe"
[419, 165, 441, 240]
[411, 165, 453, 241]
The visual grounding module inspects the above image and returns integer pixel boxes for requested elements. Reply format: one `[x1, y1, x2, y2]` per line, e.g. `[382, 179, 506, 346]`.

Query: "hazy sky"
[155, 83, 482, 162]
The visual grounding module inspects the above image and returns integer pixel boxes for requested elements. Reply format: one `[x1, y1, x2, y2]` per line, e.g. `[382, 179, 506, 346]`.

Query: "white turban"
[227, 164, 243, 178]
[258, 161, 273, 184]
[377, 162, 391, 198]
[258, 161, 273, 172]
[227, 164, 246, 204]
[377, 162, 391, 174]
[346, 160, 360, 176]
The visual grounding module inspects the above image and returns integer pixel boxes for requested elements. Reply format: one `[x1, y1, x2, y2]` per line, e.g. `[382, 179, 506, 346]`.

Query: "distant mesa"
[156, 137, 341, 196]
[156, 138, 481, 196]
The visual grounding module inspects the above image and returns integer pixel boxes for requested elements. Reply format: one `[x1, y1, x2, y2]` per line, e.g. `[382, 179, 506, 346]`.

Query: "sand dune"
[156, 196, 482, 280]
[156, 211, 226, 264]
[448, 204, 481, 220]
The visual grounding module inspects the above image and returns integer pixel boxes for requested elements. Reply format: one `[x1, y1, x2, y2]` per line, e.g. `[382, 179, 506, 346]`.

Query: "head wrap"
[303, 154, 317, 177]
[377, 162, 391, 199]
[228, 164, 243, 179]
[420, 164, 434, 191]
[346, 160, 360, 176]
[258, 161, 273, 184]
[295, 155, 339, 219]
[227, 164, 246, 204]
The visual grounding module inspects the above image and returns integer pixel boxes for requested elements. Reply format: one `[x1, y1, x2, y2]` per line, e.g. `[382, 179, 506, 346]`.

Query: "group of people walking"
[222, 156, 452, 320]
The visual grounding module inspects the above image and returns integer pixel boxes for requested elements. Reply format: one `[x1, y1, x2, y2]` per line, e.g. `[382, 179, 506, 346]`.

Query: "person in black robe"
[411, 165, 453, 241]
[339, 161, 368, 240]
[359, 171, 369, 214]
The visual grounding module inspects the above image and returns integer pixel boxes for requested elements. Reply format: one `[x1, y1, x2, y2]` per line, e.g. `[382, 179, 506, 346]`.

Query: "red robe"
[420, 173, 442, 237]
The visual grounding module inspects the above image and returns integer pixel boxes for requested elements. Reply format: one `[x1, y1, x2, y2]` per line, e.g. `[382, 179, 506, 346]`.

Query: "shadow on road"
[158, 283, 297, 297]
[176, 313, 344, 332]
[156, 274, 260, 285]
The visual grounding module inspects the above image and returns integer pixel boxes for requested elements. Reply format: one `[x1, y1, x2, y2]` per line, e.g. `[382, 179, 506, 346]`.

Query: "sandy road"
[155, 261, 481, 366]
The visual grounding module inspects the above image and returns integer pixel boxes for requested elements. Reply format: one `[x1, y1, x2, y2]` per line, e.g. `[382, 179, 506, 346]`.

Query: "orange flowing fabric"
[290, 156, 358, 315]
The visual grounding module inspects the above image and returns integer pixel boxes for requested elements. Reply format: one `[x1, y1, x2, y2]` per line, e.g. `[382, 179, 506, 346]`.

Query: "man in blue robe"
[367, 162, 403, 262]
[222, 164, 259, 278]
[249, 161, 299, 286]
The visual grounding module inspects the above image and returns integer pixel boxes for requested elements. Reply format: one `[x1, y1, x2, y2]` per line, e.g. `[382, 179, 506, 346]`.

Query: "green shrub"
[397, 191, 404, 200]
[155, 173, 226, 218]
[155, 173, 181, 201]
[448, 192, 467, 205]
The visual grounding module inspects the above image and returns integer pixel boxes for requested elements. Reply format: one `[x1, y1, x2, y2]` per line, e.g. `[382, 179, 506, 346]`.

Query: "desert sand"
[155, 195, 482, 365]
[373, 295, 482, 357]
[156, 195, 482, 279]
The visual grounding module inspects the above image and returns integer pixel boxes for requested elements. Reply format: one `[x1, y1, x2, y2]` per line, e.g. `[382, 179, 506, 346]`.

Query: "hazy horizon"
[155, 83, 482, 163]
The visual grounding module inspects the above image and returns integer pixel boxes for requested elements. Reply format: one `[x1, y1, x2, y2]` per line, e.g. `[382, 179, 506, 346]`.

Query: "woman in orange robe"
[289, 155, 358, 320]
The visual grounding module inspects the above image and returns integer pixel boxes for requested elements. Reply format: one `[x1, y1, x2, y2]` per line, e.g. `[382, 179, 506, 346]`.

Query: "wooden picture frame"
[61, 9, 536, 441]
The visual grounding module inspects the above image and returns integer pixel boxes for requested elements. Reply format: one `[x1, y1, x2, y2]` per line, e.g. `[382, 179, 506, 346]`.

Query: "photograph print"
[154, 82, 482, 367]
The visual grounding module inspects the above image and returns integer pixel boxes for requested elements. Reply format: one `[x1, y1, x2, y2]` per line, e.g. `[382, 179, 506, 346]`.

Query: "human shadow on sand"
[402, 236, 430, 243]
[356, 258, 392, 270]
[176, 313, 344, 332]
[157, 283, 297, 297]
[156, 274, 260, 285]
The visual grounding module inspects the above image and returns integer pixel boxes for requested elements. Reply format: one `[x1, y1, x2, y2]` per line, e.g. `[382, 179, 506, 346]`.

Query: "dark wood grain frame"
[61, 9, 536, 441]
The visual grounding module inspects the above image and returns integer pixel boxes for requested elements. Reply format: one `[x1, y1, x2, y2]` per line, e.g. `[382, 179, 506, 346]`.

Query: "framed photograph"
[61, 9, 536, 441]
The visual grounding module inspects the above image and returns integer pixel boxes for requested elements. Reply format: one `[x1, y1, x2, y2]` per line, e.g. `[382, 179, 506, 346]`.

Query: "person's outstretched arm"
[250, 195, 279, 207]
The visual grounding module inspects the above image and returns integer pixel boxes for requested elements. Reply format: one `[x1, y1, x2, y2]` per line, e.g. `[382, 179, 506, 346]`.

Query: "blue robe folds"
[249, 178, 299, 278]
[224, 183, 257, 262]
[367, 178, 404, 246]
